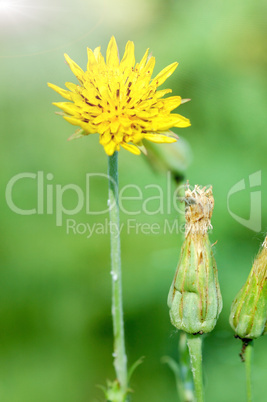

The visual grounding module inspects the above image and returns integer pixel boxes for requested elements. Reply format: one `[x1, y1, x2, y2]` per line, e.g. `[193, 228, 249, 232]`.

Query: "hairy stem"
[179, 332, 195, 401]
[187, 334, 204, 402]
[244, 340, 253, 402]
[108, 152, 128, 399]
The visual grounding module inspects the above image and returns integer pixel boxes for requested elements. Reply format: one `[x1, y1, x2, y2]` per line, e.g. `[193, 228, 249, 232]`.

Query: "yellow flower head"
[48, 36, 191, 156]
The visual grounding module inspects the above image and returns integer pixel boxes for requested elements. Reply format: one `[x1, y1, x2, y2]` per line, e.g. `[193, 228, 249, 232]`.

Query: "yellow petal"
[136, 109, 158, 119]
[52, 102, 79, 116]
[131, 131, 144, 143]
[142, 56, 155, 76]
[93, 46, 101, 61]
[155, 89, 172, 99]
[106, 36, 119, 68]
[161, 96, 182, 111]
[172, 114, 191, 128]
[104, 140, 117, 155]
[121, 143, 141, 155]
[151, 62, 178, 87]
[93, 112, 110, 124]
[47, 83, 72, 101]
[151, 114, 189, 131]
[94, 46, 106, 67]
[110, 119, 120, 134]
[139, 48, 149, 70]
[65, 82, 79, 92]
[64, 53, 84, 82]
[87, 47, 97, 70]
[97, 121, 111, 134]
[162, 130, 179, 140]
[120, 40, 135, 69]
[63, 116, 83, 126]
[144, 133, 177, 143]
[63, 116, 96, 133]
[99, 130, 112, 145]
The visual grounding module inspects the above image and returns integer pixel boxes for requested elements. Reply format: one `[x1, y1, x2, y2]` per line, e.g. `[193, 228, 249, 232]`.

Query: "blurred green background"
[0, 0, 267, 400]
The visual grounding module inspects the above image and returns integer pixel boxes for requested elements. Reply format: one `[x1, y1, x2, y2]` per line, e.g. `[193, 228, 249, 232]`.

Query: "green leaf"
[127, 356, 145, 382]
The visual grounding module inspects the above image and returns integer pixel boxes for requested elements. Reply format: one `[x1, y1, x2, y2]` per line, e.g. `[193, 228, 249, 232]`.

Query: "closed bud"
[168, 185, 222, 334]
[229, 236, 267, 339]
[144, 137, 193, 183]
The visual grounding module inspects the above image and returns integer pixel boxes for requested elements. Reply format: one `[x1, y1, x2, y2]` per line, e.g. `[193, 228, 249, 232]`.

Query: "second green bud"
[168, 185, 222, 334]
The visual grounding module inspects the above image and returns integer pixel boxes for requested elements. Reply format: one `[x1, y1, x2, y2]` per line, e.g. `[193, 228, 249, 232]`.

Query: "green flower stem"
[244, 340, 253, 402]
[179, 332, 195, 402]
[187, 334, 204, 402]
[108, 152, 128, 398]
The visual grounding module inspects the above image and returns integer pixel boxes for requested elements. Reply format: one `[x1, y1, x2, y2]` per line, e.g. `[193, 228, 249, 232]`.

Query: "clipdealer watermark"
[66, 217, 185, 238]
[5, 169, 263, 236]
[5, 170, 185, 230]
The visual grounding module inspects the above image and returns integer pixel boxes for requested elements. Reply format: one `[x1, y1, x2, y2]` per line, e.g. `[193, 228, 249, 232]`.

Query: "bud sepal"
[229, 237, 267, 339]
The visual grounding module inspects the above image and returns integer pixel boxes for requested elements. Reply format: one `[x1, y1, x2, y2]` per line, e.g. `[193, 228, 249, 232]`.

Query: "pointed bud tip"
[184, 184, 214, 236]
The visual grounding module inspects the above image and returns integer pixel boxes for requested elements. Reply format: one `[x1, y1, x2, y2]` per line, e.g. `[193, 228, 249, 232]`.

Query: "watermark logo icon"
[227, 170, 262, 232]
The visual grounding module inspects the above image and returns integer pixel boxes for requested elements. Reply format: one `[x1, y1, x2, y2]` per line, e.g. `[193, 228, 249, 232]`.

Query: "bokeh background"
[0, 0, 267, 400]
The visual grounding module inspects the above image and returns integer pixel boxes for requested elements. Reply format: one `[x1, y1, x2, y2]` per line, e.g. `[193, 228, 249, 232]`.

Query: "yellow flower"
[48, 36, 191, 156]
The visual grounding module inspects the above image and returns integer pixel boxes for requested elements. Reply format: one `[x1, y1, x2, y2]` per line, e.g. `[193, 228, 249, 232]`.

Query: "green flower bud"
[168, 186, 222, 334]
[143, 136, 193, 183]
[229, 237, 267, 340]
